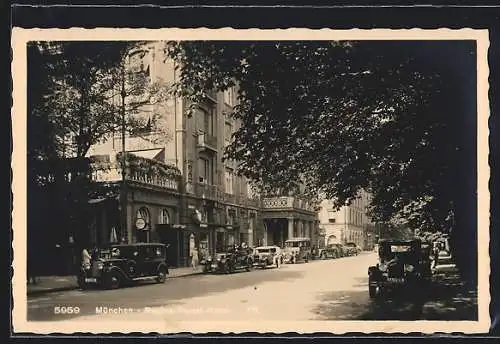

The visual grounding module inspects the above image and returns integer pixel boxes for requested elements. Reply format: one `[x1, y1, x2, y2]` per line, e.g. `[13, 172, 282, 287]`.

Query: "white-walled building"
[318, 190, 373, 249]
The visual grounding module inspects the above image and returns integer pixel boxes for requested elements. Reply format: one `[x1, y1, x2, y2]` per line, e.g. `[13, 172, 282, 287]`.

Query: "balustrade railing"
[197, 133, 218, 149]
[262, 196, 315, 212]
[91, 164, 180, 191]
[194, 182, 218, 199]
[92, 162, 291, 209]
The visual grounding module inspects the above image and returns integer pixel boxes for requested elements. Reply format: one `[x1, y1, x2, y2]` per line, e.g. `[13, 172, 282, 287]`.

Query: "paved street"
[27, 252, 477, 322]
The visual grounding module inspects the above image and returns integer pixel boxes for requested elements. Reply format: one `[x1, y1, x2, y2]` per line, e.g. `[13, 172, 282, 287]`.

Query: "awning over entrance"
[128, 148, 164, 160]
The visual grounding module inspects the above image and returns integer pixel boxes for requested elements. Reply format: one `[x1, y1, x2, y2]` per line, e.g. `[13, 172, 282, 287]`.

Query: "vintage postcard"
[11, 28, 490, 334]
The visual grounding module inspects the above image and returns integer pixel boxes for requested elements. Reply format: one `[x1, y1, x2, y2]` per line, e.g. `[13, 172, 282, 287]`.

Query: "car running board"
[132, 276, 161, 281]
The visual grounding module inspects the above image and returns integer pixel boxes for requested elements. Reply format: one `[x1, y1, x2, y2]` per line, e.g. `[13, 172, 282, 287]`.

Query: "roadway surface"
[27, 251, 477, 324]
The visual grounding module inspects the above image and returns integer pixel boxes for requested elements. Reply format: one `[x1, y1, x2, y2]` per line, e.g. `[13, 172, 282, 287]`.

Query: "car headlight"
[379, 264, 387, 272]
[404, 264, 415, 272]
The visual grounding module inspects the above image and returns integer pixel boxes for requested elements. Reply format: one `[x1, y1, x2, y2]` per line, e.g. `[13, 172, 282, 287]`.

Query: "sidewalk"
[27, 266, 205, 296]
[421, 263, 478, 320]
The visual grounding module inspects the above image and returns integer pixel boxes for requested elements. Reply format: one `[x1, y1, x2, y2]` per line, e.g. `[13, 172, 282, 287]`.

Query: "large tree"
[165, 40, 477, 279]
[31, 41, 170, 159]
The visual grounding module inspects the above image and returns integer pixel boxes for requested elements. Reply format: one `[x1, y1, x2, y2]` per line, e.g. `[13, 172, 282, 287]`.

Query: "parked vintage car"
[317, 244, 341, 259]
[345, 242, 362, 256]
[283, 237, 312, 263]
[332, 243, 347, 257]
[367, 239, 429, 298]
[77, 243, 169, 289]
[253, 245, 283, 268]
[202, 245, 254, 274]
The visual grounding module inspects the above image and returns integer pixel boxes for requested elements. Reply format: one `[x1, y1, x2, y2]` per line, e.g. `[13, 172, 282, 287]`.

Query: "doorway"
[156, 224, 181, 267]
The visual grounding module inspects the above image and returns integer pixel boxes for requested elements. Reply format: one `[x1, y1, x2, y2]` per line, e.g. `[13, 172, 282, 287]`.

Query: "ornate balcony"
[91, 163, 181, 191]
[194, 182, 218, 200]
[197, 133, 218, 151]
[262, 196, 315, 212]
[91, 153, 181, 192]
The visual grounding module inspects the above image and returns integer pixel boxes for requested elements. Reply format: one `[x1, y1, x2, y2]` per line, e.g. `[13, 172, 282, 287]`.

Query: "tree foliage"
[165, 40, 476, 233]
[29, 41, 171, 160]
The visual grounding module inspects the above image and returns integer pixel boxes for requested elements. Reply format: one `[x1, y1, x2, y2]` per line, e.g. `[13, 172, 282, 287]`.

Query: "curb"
[27, 285, 80, 297]
[27, 271, 205, 297]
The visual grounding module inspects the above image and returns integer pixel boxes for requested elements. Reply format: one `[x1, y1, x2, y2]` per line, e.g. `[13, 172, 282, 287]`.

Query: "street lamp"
[120, 62, 128, 244]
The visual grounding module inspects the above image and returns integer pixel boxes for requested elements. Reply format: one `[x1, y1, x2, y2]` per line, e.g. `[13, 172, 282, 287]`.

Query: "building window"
[136, 207, 150, 228]
[328, 218, 336, 223]
[201, 206, 209, 223]
[202, 108, 214, 135]
[223, 87, 235, 106]
[198, 157, 212, 184]
[135, 206, 151, 242]
[224, 122, 232, 146]
[158, 209, 170, 224]
[225, 168, 234, 194]
[226, 209, 236, 226]
[128, 49, 151, 78]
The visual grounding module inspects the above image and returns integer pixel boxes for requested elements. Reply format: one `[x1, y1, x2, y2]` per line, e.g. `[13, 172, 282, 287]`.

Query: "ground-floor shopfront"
[162, 195, 261, 267]
[88, 181, 182, 247]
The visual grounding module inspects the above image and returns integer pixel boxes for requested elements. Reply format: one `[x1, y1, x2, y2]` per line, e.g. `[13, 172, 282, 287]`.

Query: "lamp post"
[120, 62, 128, 244]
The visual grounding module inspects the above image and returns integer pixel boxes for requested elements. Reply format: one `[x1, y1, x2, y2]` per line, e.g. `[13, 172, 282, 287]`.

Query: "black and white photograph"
[11, 28, 490, 333]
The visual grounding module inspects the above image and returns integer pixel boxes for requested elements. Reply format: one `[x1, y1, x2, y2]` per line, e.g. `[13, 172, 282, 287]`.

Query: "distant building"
[317, 190, 373, 249]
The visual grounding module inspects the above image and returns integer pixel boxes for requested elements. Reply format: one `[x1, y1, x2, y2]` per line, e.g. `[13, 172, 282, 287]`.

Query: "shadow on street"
[312, 272, 478, 320]
[28, 269, 305, 321]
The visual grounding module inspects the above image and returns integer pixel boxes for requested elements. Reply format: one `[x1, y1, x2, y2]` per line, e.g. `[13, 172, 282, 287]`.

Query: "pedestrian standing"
[274, 251, 281, 268]
[81, 246, 91, 269]
[191, 246, 199, 271]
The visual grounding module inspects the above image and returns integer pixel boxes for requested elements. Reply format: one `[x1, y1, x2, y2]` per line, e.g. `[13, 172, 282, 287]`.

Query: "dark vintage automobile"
[202, 245, 254, 274]
[77, 243, 169, 289]
[367, 239, 429, 298]
[345, 242, 362, 256]
[318, 244, 342, 259]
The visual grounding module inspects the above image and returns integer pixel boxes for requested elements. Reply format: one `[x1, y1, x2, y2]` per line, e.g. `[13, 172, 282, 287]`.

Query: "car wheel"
[156, 266, 167, 283]
[104, 271, 121, 289]
[321, 252, 326, 260]
[368, 277, 377, 298]
[77, 273, 87, 290]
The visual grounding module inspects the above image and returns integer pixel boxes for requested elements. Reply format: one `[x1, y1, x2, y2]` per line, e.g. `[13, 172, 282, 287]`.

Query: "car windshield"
[390, 245, 411, 253]
[256, 248, 272, 253]
[96, 248, 113, 259]
[346, 243, 356, 247]
[379, 243, 417, 261]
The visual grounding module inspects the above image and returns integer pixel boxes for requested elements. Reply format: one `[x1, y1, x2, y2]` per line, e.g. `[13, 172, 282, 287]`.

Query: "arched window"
[158, 208, 171, 224]
[136, 207, 150, 228]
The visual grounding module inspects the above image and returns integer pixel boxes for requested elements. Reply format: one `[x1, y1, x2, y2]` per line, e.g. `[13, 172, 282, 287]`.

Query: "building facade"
[318, 190, 373, 250]
[87, 42, 264, 267]
[260, 196, 319, 249]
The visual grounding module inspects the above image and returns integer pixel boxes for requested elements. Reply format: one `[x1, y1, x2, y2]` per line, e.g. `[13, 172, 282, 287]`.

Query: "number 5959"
[54, 306, 80, 314]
